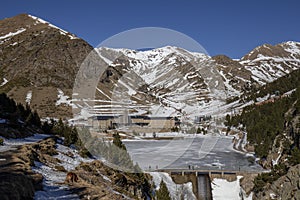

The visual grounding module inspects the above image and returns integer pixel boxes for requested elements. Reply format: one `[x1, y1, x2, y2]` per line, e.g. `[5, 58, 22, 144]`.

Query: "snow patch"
[0, 78, 8, 86]
[212, 176, 252, 200]
[0, 134, 49, 152]
[33, 142, 94, 199]
[28, 15, 78, 40]
[26, 91, 32, 105]
[56, 89, 75, 107]
[33, 161, 79, 200]
[0, 28, 26, 40]
[285, 41, 300, 55]
[117, 79, 137, 96]
[53, 144, 93, 171]
[96, 87, 111, 100]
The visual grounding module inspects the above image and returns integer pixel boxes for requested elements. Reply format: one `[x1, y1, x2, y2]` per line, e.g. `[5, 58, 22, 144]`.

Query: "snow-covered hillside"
[74, 46, 228, 123]
[72, 42, 300, 124]
[240, 41, 300, 84]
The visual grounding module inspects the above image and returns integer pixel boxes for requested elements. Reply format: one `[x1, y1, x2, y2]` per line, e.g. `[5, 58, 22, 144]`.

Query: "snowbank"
[212, 176, 252, 200]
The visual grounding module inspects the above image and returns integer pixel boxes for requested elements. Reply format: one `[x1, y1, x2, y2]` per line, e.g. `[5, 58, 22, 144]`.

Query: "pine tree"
[25, 113, 33, 125]
[290, 147, 300, 165]
[52, 118, 64, 136]
[32, 110, 41, 127]
[156, 179, 171, 200]
[113, 133, 126, 150]
[42, 121, 53, 134]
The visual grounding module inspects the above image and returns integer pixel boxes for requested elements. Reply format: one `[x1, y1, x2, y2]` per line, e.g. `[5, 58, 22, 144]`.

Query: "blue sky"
[1, 0, 299, 58]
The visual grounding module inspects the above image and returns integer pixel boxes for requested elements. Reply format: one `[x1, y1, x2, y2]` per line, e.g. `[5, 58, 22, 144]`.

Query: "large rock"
[254, 164, 300, 200]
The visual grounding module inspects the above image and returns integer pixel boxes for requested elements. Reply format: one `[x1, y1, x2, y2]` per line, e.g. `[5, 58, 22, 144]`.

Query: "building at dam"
[89, 115, 180, 132]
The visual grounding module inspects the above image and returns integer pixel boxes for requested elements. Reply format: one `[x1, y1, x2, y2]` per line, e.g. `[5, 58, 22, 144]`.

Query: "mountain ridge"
[1, 13, 300, 121]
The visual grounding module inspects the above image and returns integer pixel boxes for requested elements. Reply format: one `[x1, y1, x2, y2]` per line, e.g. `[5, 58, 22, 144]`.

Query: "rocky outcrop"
[254, 164, 300, 200]
[0, 133, 155, 200]
[240, 174, 257, 196]
[0, 137, 59, 199]
[213, 55, 252, 92]
[66, 161, 153, 200]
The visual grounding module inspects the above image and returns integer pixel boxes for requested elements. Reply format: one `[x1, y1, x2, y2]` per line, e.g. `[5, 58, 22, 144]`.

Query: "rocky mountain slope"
[85, 46, 225, 121]
[253, 164, 300, 200]
[0, 14, 93, 118]
[76, 42, 300, 123]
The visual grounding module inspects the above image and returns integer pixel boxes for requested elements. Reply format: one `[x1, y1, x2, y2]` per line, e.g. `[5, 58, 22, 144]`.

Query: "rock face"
[254, 164, 300, 200]
[0, 14, 93, 118]
[239, 174, 257, 196]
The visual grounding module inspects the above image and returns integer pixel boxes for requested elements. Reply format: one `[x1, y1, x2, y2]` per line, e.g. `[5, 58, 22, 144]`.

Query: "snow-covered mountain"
[75, 41, 300, 122]
[83, 46, 227, 122]
[1, 14, 300, 121]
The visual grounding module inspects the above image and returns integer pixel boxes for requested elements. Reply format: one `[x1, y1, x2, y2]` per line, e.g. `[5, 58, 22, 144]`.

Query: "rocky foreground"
[0, 138, 54, 199]
[0, 137, 153, 200]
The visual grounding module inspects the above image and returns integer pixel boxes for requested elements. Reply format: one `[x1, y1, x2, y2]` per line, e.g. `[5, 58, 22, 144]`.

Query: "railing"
[153, 168, 262, 175]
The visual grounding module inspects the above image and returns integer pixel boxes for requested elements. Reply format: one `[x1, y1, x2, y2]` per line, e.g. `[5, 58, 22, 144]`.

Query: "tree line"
[225, 79, 300, 192]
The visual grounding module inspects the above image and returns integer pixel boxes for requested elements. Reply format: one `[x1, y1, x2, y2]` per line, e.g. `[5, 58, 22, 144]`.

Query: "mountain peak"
[28, 14, 78, 40]
[0, 13, 78, 42]
[0, 13, 93, 118]
[241, 41, 300, 61]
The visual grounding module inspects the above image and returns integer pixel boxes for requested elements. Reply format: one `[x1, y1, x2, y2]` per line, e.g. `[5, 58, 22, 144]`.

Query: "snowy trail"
[0, 134, 49, 152]
[34, 143, 93, 200]
[33, 161, 79, 200]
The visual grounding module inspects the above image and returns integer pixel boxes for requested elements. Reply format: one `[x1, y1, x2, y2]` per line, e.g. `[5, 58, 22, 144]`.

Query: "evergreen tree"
[42, 121, 53, 135]
[289, 147, 300, 165]
[25, 112, 33, 125]
[52, 118, 64, 136]
[113, 133, 126, 150]
[156, 179, 171, 200]
[32, 110, 41, 127]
